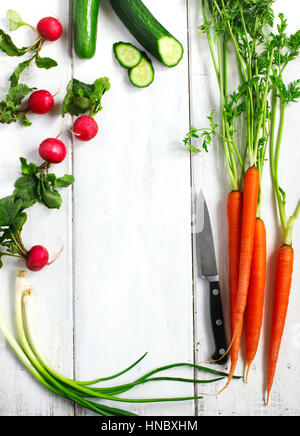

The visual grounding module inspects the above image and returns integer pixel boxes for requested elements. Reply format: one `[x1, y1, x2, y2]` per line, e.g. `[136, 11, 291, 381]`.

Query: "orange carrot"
[245, 218, 267, 381]
[267, 245, 294, 404]
[227, 191, 243, 335]
[219, 167, 260, 392]
[227, 191, 243, 373]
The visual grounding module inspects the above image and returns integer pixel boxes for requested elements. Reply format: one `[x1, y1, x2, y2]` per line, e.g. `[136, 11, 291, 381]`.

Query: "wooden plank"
[72, 0, 195, 416]
[189, 0, 300, 416]
[0, 1, 74, 416]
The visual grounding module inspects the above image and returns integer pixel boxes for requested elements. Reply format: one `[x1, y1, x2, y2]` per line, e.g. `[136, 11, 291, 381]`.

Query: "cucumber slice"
[158, 36, 183, 68]
[110, 0, 184, 68]
[128, 55, 154, 88]
[113, 42, 143, 68]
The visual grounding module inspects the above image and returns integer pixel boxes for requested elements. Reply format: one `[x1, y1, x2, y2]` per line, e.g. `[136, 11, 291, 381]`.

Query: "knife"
[195, 191, 228, 364]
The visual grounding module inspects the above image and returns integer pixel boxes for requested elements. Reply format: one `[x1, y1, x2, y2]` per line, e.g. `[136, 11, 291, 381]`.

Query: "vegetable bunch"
[0, 71, 111, 272]
[0, 8, 110, 272]
[185, 0, 300, 403]
[0, 156, 74, 271]
[0, 10, 62, 126]
[62, 76, 110, 141]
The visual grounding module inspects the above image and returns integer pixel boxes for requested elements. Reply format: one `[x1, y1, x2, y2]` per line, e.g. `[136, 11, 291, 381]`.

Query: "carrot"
[227, 191, 243, 373]
[219, 167, 260, 392]
[227, 191, 243, 335]
[267, 245, 294, 404]
[245, 218, 267, 381]
[268, 66, 300, 403]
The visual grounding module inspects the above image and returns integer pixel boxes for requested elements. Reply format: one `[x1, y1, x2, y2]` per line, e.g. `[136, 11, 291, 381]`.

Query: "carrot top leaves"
[183, 111, 219, 153]
[186, 0, 300, 226]
[267, 14, 300, 244]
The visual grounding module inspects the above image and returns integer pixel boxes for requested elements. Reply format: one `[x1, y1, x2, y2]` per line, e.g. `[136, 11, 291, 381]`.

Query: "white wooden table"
[0, 0, 300, 417]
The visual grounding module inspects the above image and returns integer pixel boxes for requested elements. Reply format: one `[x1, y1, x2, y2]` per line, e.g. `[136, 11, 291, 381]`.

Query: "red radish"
[73, 116, 98, 141]
[37, 17, 63, 42]
[39, 138, 67, 164]
[28, 90, 54, 114]
[26, 246, 49, 272]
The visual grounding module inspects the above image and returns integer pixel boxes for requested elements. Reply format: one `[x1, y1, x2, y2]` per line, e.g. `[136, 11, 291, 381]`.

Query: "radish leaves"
[62, 77, 110, 117]
[0, 12, 58, 126]
[0, 158, 74, 268]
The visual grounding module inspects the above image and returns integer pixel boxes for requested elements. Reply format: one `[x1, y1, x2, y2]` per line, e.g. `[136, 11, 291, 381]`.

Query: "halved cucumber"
[128, 54, 154, 88]
[113, 42, 143, 68]
[109, 0, 184, 68]
[158, 36, 184, 68]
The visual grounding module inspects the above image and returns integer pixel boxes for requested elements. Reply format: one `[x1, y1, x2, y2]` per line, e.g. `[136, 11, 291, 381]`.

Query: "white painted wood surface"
[0, 0, 299, 416]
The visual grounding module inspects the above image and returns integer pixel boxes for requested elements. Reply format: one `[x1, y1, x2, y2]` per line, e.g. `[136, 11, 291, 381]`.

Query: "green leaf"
[0, 111, 14, 124]
[20, 115, 32, 127]
[41, 187, 62, 209]
[54, 174, 75, 188]
[19, 157, 38, 175]
[1, 237, 19, 254]
[90, 77, 111, 115]
[71, 96, 91, 113]
[62, 77, 110, 117]
[0, 83, 34, 126]
[40, 174, 62, 209]
[9, 57, 35, 88]
[6, 10, 27, 31]
[7, 83, 34, 106]
[0, 29, 28, 56]
[0, 196, 23, 227]
[35, 56, 58, 70]
[11, 212, 27, 233]
[14, 174, 39, 210]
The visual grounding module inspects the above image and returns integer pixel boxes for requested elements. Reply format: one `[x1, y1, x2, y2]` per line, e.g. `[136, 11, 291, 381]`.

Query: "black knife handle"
[209, 281, 228, 364]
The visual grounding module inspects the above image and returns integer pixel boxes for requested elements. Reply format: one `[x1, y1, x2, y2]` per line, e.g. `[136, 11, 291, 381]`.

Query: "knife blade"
[196, 191, 228, 364]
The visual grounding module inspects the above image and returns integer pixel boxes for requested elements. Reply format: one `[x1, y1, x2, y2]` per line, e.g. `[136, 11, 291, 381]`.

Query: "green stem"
[203, 0, 221, 86]
[24, 36, 42, 53]
[273, 103, 287, 233]
[284, 202, 300, 246]
[16, 232, 28, 255]
[20, 290, 206, 404]
[217, 38, 238, 190]
[270, 91, 278, 180]
[9, 232, 27, 257]
[0, 252, 22, 259]
[252, 48, 274, 166]
[202, 0, 239, 190]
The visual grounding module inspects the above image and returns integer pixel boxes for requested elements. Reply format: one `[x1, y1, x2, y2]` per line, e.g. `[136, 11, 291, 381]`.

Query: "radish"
[73, 116, 98, 141]
[28, 90, 54, 114]
[39, 138, 67, 164]
[37, 17, 63, 42]
[26, 246, 49, 272]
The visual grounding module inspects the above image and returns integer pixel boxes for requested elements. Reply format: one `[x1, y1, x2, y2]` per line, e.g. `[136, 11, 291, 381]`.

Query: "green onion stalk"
[0, 271, 241, 416]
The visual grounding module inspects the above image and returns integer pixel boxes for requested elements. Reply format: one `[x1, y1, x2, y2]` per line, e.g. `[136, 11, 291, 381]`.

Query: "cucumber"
[113, 42, 143, 68]
[73, 0, 101, 59]
[109, 0, 184, 68]
[128, 54, 154, 88]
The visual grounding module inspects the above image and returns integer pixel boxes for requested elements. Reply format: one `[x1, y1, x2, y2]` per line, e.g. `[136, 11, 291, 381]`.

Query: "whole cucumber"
[73, 0, 101, 59]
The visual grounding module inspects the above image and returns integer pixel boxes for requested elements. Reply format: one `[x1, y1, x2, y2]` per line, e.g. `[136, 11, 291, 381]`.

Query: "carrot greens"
[268, 14, 300, 244]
